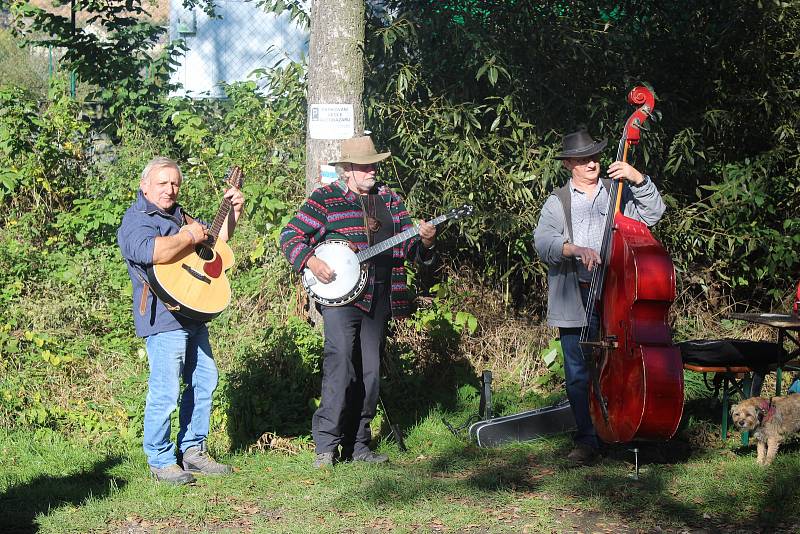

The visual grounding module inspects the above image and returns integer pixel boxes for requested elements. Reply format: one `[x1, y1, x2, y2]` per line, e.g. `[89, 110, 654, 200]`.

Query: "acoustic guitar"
[147, 166, 244, 321]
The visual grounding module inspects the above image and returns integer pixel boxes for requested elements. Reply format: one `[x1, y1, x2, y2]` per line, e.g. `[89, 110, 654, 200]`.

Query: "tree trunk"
[304, 0, 366, 323]
[306, 0, 366, 196]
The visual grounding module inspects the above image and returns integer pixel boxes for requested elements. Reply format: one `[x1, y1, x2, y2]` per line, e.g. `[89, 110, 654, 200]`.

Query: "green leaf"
[466, 314, 478, 334]
[542, 347, 558, 367]
[488, 67, 498, 86]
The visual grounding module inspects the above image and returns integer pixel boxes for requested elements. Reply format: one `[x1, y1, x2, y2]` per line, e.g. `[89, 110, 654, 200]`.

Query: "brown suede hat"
[554, 129, 608, 160]
[330, 135, 391, 165]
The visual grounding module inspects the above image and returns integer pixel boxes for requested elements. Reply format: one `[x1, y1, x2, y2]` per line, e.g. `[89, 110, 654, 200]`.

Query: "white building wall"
[169, 0, 308, 98]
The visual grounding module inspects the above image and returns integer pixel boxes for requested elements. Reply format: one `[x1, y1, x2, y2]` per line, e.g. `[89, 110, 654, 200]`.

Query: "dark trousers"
[558, 285, 600, 450]
[313, 283, 391, 455]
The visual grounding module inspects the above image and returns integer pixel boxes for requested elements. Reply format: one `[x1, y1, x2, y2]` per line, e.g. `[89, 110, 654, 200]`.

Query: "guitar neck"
[207, 167, 243, 245]
[355, 213, 449, 263]
[207, 198, 232, 244]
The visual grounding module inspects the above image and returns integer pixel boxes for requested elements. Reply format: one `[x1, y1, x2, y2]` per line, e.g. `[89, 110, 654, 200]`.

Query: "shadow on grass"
[224, 313, 475, 453]
[731, 434, 800, 458]
[753, 458, 800, 524]
[349, 441, 546, 506]
[544, 395, 800, 531]
[0, 456, 125, 534]
[223, 336, 471, 452]
[551, 453, 800, 531]
[378, 355, 478, 439]
[224, 320, 320, 451]
[548, 428, 800, 531]
[378, 318, 496, 445]
[344, 396, 800, 532]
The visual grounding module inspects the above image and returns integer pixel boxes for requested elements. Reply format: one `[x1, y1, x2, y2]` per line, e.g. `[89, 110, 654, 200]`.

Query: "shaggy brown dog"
[730, 394, 800, 466]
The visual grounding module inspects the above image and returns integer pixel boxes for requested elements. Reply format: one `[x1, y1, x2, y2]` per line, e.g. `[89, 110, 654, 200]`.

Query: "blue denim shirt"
[117, 190, 203, 337]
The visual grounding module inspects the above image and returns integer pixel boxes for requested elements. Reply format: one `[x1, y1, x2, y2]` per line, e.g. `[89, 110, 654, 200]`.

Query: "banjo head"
[302, 240, 367, 306]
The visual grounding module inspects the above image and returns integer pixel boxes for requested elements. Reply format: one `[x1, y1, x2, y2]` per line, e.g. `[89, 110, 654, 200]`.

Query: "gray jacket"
[533, 176, 666, 327]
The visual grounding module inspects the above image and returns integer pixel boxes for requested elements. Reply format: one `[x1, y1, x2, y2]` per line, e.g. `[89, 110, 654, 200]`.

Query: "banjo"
[302, 204, 474, 306]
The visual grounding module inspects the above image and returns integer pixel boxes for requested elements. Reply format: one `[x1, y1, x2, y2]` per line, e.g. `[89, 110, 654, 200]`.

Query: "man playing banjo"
[280, 135, 436, 468]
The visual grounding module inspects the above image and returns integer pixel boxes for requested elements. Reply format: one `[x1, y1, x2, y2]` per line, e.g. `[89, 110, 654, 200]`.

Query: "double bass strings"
[579, 136, 627, 345]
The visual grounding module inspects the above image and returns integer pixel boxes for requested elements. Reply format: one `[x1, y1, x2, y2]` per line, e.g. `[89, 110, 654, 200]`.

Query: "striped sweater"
[280, 180, 427, 319]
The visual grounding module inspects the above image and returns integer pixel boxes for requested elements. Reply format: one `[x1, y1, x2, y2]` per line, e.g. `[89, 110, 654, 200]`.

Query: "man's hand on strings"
[607, 161, 644, 186]
[307, 256, 335, 284]
[564, 243, 602, 271]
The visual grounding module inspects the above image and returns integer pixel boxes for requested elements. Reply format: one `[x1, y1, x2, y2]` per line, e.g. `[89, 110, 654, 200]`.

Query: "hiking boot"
[313, 451, 337, 469]
[567, 443, 600, 466]
[351, 450, 389, 464]
[149, 464, 196, 485]
[182, 445, 232, 475]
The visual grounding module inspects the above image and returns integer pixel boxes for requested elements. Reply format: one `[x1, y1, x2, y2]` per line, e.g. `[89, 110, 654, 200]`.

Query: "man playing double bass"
[533, 129, 667, 465]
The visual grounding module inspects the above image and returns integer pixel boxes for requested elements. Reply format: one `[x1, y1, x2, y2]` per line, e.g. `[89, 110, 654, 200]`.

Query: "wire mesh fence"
[9, 0, 308, 100]
[169, 0, 308, 98]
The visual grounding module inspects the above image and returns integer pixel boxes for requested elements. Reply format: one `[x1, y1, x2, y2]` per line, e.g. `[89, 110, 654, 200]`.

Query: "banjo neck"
[355, 213, 450, 263]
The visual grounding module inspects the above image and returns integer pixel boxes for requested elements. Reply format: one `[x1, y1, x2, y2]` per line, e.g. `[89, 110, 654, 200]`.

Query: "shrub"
[0, 29, 49, 97]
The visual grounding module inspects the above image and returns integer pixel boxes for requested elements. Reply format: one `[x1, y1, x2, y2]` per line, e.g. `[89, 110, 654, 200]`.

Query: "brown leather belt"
[578, 282, 591, 288]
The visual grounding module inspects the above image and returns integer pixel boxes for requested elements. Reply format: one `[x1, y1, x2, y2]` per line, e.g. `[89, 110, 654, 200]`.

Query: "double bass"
[582, 86, 684, 443]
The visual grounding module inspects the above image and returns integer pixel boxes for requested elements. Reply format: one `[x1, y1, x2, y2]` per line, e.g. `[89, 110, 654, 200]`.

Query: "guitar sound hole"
[195, 244, 215, 261]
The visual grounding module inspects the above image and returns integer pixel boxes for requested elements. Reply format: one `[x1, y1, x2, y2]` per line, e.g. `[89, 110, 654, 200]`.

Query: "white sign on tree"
[309, 104, 354, 139]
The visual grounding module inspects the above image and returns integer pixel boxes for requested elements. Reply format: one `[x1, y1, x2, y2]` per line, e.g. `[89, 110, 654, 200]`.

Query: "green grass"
[3, 403, 800, 534]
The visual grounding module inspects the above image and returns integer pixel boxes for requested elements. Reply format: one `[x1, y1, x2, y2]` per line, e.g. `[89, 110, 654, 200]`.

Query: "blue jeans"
[558, 286, 600, 450]
[143, 324, 218, 468]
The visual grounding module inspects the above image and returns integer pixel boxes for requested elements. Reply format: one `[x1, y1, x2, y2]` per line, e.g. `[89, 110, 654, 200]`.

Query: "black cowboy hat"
[554, 129, 608, 160]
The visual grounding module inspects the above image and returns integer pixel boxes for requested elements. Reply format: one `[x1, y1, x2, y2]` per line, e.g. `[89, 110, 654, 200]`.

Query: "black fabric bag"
[678, 339, 781, 372]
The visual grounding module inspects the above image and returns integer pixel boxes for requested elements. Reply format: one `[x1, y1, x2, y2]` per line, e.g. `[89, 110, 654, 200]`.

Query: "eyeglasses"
[572, 155, 600, 165]
[350, 163, 376, 172]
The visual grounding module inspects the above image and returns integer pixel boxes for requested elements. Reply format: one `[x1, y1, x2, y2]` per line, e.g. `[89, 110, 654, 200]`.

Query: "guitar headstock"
[447, 204, 474, 220]
[224, 166, 245, 189]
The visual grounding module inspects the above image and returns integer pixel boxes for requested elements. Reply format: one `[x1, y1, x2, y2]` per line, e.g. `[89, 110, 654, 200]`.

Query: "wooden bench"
[682, 363, 757, 441]
[679, 339, 785, 443]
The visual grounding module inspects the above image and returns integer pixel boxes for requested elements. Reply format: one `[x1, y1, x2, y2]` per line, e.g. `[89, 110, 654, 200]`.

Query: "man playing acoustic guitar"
[117, 157, 244, 485]
[281, 135, 436, 468]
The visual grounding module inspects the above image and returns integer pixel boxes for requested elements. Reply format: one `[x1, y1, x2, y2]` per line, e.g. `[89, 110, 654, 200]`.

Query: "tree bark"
[306, 0, 366, 195]
[304, 0, 366, 323]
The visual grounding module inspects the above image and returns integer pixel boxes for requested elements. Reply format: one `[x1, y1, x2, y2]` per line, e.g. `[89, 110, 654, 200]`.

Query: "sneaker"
[351, 450, 389, 464]
[149, 464, 196, 485]
[313, 451, 337, 469]
[566, 443, 600, 466]
[182, 445, 232, 475]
